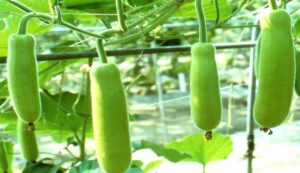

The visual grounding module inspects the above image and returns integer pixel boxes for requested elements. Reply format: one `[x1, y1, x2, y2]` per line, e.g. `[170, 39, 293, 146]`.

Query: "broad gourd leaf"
[143, 160, 163, 173]
[68, 159, 143, 173]
[0, 80, 9, 98]
[127, 0, 154, 6]
[127, 167, 143, 173]
[0, 140, 13, 173]
[165, 133, 233, 165]
[0, 19, 5, 30]
[62, 0, 116, 13]
[131, 160, 144, 167]
[40, 91, 85, 132]
[69, 159, 101, 173]
[0, 111, 17, 131]
[0, 91, 86, 142]
[62, 0, 102, 7]
[38, 59, 85, 89]
[137, 140, 191, 163]
[294, 19, 300, 37]
[0, 0, 53, 56]
[176, 0, 231, 21]
[22, 159, 64, 173]
[0, 0, 54, 14]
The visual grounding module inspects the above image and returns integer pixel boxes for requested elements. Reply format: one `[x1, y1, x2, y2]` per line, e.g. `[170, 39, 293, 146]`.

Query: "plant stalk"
[115, 0, 127, 32]
[18, 12, 54, 34]
[194, 0, 207, 43]
[79, 117, 88, 161]
[105, 4, 177, 46]
[96, 39, 108, 63]
[7, 0, 34, 13]
[202, 164, 206, 173]
[268, 0, 277, 10]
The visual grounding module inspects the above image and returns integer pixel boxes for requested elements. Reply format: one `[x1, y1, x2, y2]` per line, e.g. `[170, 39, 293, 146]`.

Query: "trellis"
[0, 0, 272, 173]
[0, 33, 259, 173]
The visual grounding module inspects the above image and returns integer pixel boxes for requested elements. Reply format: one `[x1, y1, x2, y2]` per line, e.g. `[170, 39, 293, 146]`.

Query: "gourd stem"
[79, 116, 88, 161]
[60, 20, 121, 39]
[202, 164, 206, 173]
[54, 6, 122, 39]
[214, 0, 220, 24]
[280, 0, 286, 9]
[18, 12, 54, 35]
[268, 0, 277, 10]
[96, 39, 108, 63]
[115, 0, 127, 32]
[194, 0, 207, 43]
[6, 0, 35, 13]
[105, 4, 177, 45]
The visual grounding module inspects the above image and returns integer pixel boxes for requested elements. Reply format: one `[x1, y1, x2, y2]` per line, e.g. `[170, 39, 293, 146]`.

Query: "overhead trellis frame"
[0, 41, 256, 63]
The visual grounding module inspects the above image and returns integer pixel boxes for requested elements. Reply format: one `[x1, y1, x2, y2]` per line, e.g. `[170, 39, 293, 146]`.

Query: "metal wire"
[0, 41, 256, 63]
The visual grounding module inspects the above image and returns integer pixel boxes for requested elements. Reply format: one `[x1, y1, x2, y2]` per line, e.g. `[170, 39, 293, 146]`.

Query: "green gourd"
[0, 140, 8, 173]
[190, 43, 222, 131]
[254, 9, 295, 128]
[17, 119, 39, 162]
[7, 34, 41, 124]
[90, 63, 131, 173]
[295, 48, 300, 96]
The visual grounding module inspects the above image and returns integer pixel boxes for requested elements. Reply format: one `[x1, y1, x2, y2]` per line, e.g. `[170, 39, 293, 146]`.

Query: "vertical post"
[151, 41, 168, 142]
[246, 24, 259, 173]
[178, 73, 187, 93]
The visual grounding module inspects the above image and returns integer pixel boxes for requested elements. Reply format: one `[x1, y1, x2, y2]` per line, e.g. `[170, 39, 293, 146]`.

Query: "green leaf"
[38, 60, 83, 88]
[0, 140, 13, 173]
[0, 89, 90, 143]
[69, 159, 101, 173]
[127, 167, 143, 173]
[0, 0, 54, 56]
[62, 0, 116, 14]
[176, 0, 231, 21]
[39, 91, 84, 132]
[165, 133, 233, 165]
[0, 19, 5, 30]
[68, 159, 143, 173]
[0, 80, 9, 98]
[294, 19, 300, 37]
[131, 160, 144, 167]
[22, 159, 64, 173]
[128, 0, 154, 7]
[143, 160, 163, 173]
[62, 0, 103, 7]
[138, 140, 191, 163]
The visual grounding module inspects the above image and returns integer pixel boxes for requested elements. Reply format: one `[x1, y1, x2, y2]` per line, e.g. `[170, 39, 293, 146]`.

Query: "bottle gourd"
[90, 63, 131, 173]
[254, 9, 295, 129]
[190, 43, 222, 135]
[295, 49, 300, 96]
[7, 34, 41, 124]
[0, 140, 8, 173]
[17, 119, 39, 162]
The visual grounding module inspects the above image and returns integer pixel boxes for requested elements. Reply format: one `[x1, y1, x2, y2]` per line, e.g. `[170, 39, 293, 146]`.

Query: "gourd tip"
[27, 123, 35, 132]
[259, 127, 273, 135]
[204, 131, 212, 141]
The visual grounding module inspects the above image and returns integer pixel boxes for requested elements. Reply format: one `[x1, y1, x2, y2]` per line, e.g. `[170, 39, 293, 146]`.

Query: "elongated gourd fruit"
[295, 49, 300, 96]
[90, 63, 131, 173]
[0, 140, 8, 173]
[17, 119, 39, 162]
[7, 34, 41, 124]
[254, 9, 295, 128]
[190, 43, 222, 132]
